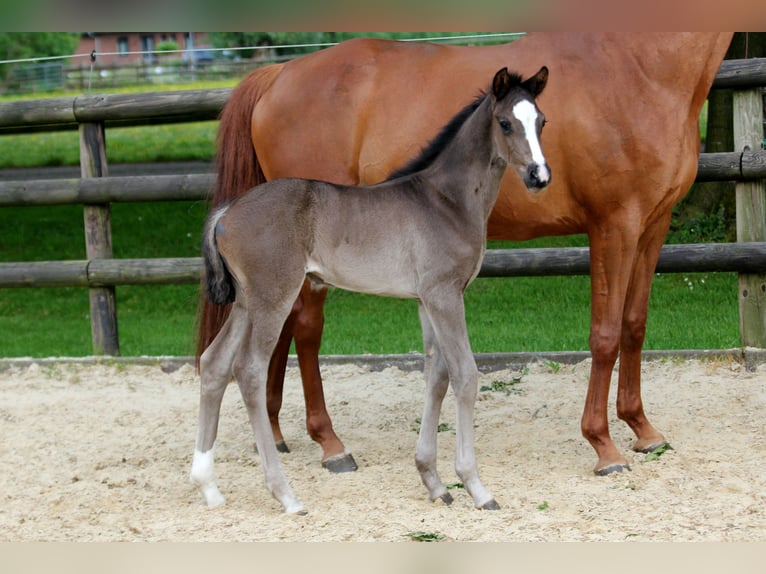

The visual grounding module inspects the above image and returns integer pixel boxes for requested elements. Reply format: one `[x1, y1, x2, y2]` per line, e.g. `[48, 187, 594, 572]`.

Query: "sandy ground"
[0, 355, 764, 542]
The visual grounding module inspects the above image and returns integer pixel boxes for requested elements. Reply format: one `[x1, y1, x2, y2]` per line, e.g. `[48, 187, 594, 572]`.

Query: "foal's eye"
[498, 118, 512, 134]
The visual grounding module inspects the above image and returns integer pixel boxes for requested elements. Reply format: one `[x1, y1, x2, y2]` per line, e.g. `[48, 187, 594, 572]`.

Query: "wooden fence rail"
[3, 243, 766, 289]
[0, 174, 214, 205]
[0, 150, 765, 207]
[1, 57, 765, 355]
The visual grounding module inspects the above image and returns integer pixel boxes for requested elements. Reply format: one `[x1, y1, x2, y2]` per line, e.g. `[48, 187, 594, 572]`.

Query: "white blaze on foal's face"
[513, 99, 550, 184]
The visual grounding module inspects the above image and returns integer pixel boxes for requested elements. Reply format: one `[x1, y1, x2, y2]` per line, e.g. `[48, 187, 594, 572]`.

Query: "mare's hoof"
[322, 452, 358, 473]
[480, 499, 500, 511]
[636, 441, 673, 454]
[594, 463, 631, 476]
[437, 492, 454, 506]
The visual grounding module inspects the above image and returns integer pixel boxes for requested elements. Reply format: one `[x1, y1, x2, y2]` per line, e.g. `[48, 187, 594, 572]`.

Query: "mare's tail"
[196, 64, 283, 367]
[202, 207, 236, 306]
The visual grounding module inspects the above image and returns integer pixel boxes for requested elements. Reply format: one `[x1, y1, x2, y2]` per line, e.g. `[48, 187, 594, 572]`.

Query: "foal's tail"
[195, 63, 283, 367]
[202, 206, 236, 306]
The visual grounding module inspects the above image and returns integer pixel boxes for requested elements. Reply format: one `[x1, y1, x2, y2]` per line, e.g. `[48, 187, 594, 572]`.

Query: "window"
[141, 35, 155, 63]
[117, 36, 128, 56]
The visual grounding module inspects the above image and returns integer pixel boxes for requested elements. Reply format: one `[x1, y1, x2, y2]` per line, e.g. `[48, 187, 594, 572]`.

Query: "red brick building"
[76, 33, 211, 65]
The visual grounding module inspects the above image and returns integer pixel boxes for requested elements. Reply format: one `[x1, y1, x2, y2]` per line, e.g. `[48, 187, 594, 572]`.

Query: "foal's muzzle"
[525, 162, 551, 192]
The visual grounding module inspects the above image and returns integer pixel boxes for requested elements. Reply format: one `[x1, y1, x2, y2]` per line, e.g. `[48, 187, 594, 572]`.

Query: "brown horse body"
[199, 33, 733, 475]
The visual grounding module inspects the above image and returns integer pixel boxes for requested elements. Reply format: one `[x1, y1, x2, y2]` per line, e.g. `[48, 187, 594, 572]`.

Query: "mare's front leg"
[419, 294, 498, 510]
[191, 304, 249, 507]
[616, 215, 670, 454]
[584, 222, 642, 475]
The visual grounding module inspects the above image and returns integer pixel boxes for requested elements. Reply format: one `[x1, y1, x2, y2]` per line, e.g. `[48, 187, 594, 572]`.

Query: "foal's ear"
[522, 66, 549, 98]
[492, 67, 512, 101]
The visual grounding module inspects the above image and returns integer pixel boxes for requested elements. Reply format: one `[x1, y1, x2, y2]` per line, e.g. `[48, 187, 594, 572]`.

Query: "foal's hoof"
[594, 463, 632, 476]
[322, 452, 358, 473]
[435, 492, 454, 506]
[254, 441, 290, 454]
[479, 499, 500, 511]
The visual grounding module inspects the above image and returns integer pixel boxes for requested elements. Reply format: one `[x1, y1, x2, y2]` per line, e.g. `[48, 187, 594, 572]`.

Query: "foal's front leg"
[415, 304, 453, 505]
[420, 293, 498, 510]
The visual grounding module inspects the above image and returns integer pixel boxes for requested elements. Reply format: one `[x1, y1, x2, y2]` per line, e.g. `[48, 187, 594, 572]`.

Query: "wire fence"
[0, 33, 527, 96]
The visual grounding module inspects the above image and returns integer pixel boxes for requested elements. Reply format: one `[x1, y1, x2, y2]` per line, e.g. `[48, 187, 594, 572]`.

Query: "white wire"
[0, 33, 526, 66]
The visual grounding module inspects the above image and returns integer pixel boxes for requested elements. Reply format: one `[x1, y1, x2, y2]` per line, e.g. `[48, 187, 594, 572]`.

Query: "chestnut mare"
[192, 67, 550, 513]
[197, 33, 733, 476]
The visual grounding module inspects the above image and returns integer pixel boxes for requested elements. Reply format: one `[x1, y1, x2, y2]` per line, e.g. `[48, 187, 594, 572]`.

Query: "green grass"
[0, 122, 219, 169]
[0, 85, 742, 357]
[0, 80, 232, 168]
[0, 202, 740, 357]
[322, 262, 739, 356]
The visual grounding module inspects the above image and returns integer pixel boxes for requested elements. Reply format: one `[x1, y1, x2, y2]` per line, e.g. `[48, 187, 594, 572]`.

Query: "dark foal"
[191, 66, 549, 513]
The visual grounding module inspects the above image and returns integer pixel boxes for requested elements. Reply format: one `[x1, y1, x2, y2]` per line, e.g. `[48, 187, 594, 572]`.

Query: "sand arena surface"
[0, 356, 764, 542]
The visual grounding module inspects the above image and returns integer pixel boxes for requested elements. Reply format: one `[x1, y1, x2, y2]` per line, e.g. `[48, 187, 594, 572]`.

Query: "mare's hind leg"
[266, 314, 295, 453]
[419, 293, 497, 510]
[266, 281, 357, 472]
[617, 215, 670, 454]
[295, 282, 357, 472]
[191, 303, 249, 507]
[415, 304, 453, 505]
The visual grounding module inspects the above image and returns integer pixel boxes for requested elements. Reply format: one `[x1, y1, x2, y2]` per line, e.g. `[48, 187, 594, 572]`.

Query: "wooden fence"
[1, 58, 766, 355]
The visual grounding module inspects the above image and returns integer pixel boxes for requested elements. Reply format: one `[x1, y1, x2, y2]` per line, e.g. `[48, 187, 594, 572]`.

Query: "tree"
[673, 32, 766, 242]
[0, 33, 79, 80]
[208, 32, 328, 59]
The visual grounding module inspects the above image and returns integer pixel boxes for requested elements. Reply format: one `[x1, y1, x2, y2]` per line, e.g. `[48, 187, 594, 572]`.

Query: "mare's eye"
[498, 118, 512, 134]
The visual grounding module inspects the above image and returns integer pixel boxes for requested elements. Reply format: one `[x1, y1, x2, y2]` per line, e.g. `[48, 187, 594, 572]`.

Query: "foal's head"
[489, 66, 550, 192]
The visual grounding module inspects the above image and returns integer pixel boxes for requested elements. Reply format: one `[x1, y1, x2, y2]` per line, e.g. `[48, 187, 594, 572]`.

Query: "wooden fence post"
[733, 87, 766, 348]
[79, 121, 120, 355]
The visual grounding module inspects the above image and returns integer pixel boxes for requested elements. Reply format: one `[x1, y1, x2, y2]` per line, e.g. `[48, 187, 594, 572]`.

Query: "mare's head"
[489, 66, 550, 192]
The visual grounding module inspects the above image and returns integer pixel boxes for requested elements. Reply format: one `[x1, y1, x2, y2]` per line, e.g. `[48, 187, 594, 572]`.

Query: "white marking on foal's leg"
[190, 448, 226, 507]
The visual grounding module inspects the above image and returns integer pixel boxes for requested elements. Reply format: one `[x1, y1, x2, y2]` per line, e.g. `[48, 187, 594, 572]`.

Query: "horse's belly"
[305, 258, 419, 299]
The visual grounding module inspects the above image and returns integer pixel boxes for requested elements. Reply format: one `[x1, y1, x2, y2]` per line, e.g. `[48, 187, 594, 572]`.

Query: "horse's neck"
[427, 100, 503, 218]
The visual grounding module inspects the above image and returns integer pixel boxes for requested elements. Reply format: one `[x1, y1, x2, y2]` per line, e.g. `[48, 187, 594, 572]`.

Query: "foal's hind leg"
[234, 296, 306, 514]
[419, 294, 498, 510]
[191, 304, 249, 507]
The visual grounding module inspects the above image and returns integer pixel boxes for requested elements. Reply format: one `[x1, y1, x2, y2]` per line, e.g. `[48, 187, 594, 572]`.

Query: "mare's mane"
[385, 71, 525, 181]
